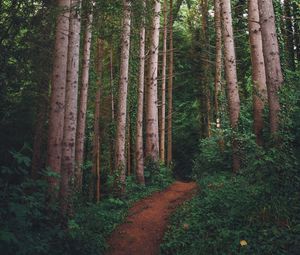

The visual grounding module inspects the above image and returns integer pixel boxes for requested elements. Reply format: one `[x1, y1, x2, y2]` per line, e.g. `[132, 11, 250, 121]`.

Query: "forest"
[0, 0, 300, 254]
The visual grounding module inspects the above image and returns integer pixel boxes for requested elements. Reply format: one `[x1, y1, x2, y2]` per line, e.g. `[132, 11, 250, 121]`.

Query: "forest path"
[106, 181, 198, 255]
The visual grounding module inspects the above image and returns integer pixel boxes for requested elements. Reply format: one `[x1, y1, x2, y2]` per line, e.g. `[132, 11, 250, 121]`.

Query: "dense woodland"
[1, 0, 300, 254]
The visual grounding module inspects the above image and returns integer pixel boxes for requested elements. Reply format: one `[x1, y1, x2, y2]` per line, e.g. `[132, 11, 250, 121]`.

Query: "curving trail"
[106, 181, 198, 255]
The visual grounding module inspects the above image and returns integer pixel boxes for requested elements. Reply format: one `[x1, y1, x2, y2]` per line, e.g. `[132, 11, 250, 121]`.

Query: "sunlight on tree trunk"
[115, 0, 131, 192]
[167, 0, 173, 167]
[220, 0, 240, 173]
[75, 0, 94, 191]
[136, 0, 146, 185]
[47, 0, 70, 196]
[160, 0, 168, 164]
[146, 0, 161, 162]
[60, 0, 82, 216]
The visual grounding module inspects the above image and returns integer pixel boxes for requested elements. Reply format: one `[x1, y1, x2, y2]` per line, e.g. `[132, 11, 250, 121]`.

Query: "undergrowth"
[161, 170, 300, 255]
[161, 72, 300, 255]
[0, 153, 173, 255]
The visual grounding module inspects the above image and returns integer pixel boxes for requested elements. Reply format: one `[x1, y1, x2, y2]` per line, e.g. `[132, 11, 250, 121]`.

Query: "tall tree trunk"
[75, 0, 93, 191]
[110, 47, 115, 121]
[220, 0, 240, 172]
[167, 0, 173, 167]
[115, 0, 131, 191]
[146, 0, 161, 162]
[284, 0, 295, 71]
[258, 0, 283, 135]
[47, 0, 70, 195]
[109, 46, 115, 174]
[160, 0, 167, 164]
[127, 113, 131, 176]
[200, 0, 211, 138]
[248, 0, 267, 146]
[136, 0, 146, 185]
[96, 138, 101, 202]
[214, 0, 222, 122]
[60, 0, 82, 216]
[91, 38, 104, 201]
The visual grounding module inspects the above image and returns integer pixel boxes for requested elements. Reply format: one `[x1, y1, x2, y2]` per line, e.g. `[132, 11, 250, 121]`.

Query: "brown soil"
[106, 181, 198, 255]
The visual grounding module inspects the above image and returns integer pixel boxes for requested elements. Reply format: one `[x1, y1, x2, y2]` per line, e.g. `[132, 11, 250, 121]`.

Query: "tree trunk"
[60, 0, 82, 216]
[75, 0, 93, 191]
[109, 46, 115, 174]
[127, 113, 131, 176]
[200, 0, 211, 138]
[284, 0, 295, 71]
[220, 0, 240, 173]
[258, 0, 283, 135]
[114, 0, 131, 191]
[146, 0, 161, 162]
[160, 0, 167, 164]
[248, 0, 267, 146]
[47, 0, 70, 195]
[91, 38, 104, 201]
[136, 0, 146, 185]
[167, 0, 173, 167]
[214, 0, 222, 122]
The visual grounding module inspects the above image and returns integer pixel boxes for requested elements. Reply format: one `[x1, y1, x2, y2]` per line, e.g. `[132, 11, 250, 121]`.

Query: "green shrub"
[161, 170, 300, 255]
[0, 151, 174, 255]
[0, 152, 64, 255]
[162, 76, 300, 254]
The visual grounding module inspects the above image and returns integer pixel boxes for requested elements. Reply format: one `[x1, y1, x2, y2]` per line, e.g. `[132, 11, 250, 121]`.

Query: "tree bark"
[109, 46, 115, 175]
[220, 0, 240, 172]
[167, 0, 173, 167]
[60, 0, 82, 216]
[110, 47, 115, 121]
[146, 0, 161, 162]
[214, 0, 222, 122]
[47, 0, 70, 195]
[75, 0, 93, 191]
[136, 0, 146, 185]
[115, 0, 131, 191]
[127, 113, 131, 176]
[258, 0, 283, 135]
[248, 0, 267, 146]
[91, 38, 104, 202]
[200, 0, 211, 138]
[160, 0, 167, 164]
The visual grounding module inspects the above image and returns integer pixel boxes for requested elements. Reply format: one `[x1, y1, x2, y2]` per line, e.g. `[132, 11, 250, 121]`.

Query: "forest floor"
[106, 181, 198, 255]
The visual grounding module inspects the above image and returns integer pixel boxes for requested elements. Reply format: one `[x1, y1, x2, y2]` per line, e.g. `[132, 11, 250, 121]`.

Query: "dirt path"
[106, 181, 198, 255]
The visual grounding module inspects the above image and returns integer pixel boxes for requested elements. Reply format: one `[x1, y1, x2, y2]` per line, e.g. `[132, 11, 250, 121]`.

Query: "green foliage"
[161, 168, 300, 255]
[60, 167, 173, 255]
[192, 129, 232, 177]
[144, 159, 174, 188]
[161, 70, 300, 254]
[0, 150, 174, 255]
[0, 153, 63, 255]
